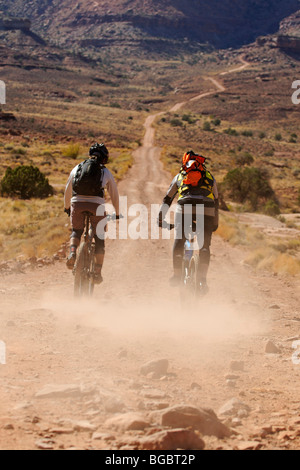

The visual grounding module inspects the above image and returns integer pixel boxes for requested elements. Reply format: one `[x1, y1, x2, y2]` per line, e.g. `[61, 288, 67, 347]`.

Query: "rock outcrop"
[0, 0, 299, 50]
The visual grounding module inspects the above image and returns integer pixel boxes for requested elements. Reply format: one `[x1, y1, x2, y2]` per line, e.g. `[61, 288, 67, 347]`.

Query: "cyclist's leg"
[90, 204, 107, 284]
[67, 202, 85, 268]
[198, 215, 214, 289]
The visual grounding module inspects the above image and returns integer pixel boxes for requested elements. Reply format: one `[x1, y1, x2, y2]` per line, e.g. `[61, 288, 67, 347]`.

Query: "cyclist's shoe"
[66, 253, 76, 270]
[198, 281, 209, 297]
[94, 264, 103, 285]
[169, 273, 181, 287]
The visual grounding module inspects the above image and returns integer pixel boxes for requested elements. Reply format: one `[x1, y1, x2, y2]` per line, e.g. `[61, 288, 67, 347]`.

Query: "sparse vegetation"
[0, 165, 54, 200]
[62, 143, 81, 159]
[222, 167, 277, 212]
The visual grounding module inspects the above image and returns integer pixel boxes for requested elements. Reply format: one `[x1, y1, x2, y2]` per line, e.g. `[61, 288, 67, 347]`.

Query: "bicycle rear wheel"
[74, 243, 89, 297]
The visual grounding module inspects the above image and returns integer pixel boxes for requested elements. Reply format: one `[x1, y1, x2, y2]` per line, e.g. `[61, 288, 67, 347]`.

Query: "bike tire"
[74, 243, 88, 297]
[189, 254, 200, 298]
[87, 243, 95, 297]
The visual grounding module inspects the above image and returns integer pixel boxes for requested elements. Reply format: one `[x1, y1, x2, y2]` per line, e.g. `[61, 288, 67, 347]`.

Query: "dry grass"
[0, 196, 68, 260]
[218, 212, 300, 276]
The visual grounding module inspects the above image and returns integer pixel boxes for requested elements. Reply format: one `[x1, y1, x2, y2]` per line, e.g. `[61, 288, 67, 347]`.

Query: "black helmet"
[89, 143, 109, 164]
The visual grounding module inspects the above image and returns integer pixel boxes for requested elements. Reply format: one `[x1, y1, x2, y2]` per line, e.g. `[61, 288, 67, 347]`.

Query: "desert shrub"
[170, 118, 183, 127]
[182, 114, 194, 124]
[263, 200, 280, 216]
[222, 167, 276, 211]
[203, 121, 211, 131]
[234, 152, 254, 167]
[241, 130, 253, 137]
[62, 143, 80, 159]
[224, 127, 239, 136]
[275, 133, 282, 141]
[212, 118, 221, 126]
[0, 165, 53, 199]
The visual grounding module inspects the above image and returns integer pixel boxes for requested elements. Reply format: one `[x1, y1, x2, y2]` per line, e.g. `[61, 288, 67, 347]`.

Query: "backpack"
[72, 158, 104, 197]
[178, 152, 215, 201]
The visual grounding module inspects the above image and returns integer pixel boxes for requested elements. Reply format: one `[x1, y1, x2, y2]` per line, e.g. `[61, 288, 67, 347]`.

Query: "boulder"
[139, 428, 205, 450]
[160, 405, 231, 438]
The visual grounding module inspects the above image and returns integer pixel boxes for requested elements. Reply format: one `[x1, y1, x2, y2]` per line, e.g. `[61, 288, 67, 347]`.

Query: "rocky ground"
[0, 57, 300, 452]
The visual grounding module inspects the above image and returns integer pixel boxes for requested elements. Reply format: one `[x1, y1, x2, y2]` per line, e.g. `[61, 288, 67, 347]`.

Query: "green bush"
[234, 152, 254, 167]
[222, 167, 276, 211]
[203, 121, 212, 131]
[263, 200, 280, 216]
[212, 118, 221, 126]
[241, 130, 253, 137]
[0, 165, 53, 199]
[224, 127, 239, 136]
[170, 118, 183, 127]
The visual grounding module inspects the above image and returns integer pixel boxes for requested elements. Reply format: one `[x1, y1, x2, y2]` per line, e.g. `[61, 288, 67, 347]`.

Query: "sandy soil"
[0, 63, 300, 451]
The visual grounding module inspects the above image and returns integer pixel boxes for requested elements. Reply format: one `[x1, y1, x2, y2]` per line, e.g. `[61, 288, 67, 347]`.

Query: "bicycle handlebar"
[106, 213, 124, 221]
[161, 221, 175, 231]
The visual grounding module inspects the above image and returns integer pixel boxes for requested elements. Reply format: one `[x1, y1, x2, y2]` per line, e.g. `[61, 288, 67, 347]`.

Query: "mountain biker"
[158, 150, 219, 294]
[64, 143, 120, 284]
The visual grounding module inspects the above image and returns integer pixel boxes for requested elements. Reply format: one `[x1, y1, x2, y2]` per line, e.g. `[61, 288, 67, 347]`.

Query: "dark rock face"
[277, 35, 300, 53]
[0, 17, 31, 32]
[0, 0, 299, 49]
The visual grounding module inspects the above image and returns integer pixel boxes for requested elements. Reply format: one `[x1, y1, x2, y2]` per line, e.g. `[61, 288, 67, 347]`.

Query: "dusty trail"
[0, 58, 300, 450]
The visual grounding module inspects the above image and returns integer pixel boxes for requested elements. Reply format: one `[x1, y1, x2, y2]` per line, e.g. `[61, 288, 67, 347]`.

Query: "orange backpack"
[178, 152, 215, 201]
[181, 152, 206, 186]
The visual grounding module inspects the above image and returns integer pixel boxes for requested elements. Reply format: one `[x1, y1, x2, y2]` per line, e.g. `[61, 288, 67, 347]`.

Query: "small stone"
[219, 398, 251, 418]
[225, 374, 239, 380]
[49, 428, 74, 435]
[140, 359, 169, 378]
[92, 432, 116, 441]
[226, 380, 236, 388]
[104, 397, 125, 413]
[139, 428, 205, 451]
[105, 413, 150, 432]
[236, 441, 262, 451]
[3, 424, 14, 430]
[190, 382, 202, 390]
[35, 439, 55, 450]
[35, 384, 81, 399]
[265, 340, 281, 354]
[73, 420, 97, 432]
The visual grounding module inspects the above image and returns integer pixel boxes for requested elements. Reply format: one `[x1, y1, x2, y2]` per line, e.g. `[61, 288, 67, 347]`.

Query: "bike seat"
[82, 211, 94, 217]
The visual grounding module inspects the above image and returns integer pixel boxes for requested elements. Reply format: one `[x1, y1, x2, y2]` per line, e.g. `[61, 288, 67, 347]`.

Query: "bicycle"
[163, 219, 205, 302]
[73, 212, 116, 298]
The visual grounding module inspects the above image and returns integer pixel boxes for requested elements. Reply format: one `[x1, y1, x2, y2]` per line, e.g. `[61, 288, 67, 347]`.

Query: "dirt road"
[0, 65, 300, 451]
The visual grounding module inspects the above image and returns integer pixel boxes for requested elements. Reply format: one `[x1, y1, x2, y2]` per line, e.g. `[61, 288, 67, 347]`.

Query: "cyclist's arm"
[162, 175, 179, 207]
[213, 178, 219, 231]
[64, 168, 76, 210]
[158, 175, 179, 225]
[104, 169, 120, 216]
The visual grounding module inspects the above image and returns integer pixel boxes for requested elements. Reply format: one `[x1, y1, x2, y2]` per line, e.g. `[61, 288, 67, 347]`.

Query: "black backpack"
[72, 158, 104, 197]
